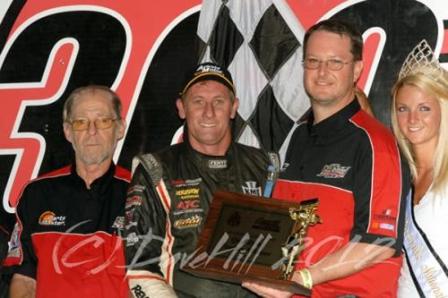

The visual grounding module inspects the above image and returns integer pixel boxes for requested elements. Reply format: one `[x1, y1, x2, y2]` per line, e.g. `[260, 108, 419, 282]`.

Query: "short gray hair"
[63, 85, 122, 122]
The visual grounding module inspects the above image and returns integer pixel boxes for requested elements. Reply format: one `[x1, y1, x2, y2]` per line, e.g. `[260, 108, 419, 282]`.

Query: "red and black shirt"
[274, 99, 411, 297]
[8, 164, 130, 298]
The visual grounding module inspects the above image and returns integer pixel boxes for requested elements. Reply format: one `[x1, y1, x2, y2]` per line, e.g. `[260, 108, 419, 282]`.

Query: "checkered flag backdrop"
[197, 0, 310, 157]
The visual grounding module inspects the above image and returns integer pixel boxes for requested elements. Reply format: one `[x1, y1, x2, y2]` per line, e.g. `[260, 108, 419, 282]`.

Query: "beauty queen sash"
[403, 191, 448, 296]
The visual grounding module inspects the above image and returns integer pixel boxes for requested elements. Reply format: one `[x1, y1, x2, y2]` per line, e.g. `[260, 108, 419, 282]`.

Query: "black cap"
[180, 62, 235, 96]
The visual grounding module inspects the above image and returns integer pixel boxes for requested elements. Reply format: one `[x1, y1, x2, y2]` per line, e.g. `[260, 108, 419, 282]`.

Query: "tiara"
[398, 39, 442, 80]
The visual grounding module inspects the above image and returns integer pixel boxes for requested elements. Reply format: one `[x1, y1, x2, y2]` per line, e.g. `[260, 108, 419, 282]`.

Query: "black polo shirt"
[7, 164, 130, 297]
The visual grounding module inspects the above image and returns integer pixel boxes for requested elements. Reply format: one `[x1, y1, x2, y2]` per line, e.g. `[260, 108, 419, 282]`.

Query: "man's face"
[304, 30, 363, 111]
[177, 80, 239, 156]
[63, 91, 125, 167]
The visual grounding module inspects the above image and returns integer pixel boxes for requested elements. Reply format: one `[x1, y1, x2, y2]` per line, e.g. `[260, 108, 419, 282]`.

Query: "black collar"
[307, 98, 361, 140]
[70, 163, 116, 196]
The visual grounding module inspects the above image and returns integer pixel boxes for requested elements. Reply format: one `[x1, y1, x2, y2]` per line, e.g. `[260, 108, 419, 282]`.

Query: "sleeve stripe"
[351, 113, 403, 238]
[155, 179, 175, 285]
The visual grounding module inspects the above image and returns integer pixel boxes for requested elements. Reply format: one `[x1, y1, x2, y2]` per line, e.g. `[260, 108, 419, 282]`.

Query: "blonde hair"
[355, 87, 375, 117]
[391, 65, 448, 193]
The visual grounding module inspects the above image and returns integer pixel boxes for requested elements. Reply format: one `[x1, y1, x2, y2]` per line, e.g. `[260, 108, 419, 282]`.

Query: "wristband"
[298, 268, 313, 289]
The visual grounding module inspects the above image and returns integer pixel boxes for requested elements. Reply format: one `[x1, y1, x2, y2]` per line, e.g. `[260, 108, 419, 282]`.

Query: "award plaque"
[182, 191, 321, 296]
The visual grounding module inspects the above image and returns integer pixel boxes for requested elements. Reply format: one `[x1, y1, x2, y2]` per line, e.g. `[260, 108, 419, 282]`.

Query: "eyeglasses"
[68, 118, 117, 131]
[303, 58, 352, 71]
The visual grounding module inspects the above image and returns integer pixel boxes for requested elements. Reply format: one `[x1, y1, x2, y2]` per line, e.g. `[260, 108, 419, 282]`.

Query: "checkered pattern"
[197, 0, 309, 153]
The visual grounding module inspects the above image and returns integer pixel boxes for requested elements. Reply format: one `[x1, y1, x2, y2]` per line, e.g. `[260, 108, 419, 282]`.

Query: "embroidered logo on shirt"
[372, 209, 397, 231]
[171, 178, 202, 187]
[176, 199, 200, 210]
[174, 215, 202, 229]
[125, 195, 143, 209]
[378, 223, 395, 231]
[112, 216, 125, 230]
[242, 181, 262, 196]
[208, 159, 227, 169]
[175, 187, 200, 200]
[38, 211, 66, 226]
[127, 184, 146, 195]
[173, 199, 203, 216]
[316, 163, 351, 178]
[131, 285, 149, 298]
[126, 232, 139, 247]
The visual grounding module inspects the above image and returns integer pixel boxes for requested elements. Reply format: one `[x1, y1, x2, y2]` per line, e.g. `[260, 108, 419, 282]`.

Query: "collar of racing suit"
[184, 138, 235, 171]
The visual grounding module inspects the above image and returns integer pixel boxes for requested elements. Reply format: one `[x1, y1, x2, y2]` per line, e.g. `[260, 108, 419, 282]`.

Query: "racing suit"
[124, 140, 277, 298]
[7, 164, 130, 298]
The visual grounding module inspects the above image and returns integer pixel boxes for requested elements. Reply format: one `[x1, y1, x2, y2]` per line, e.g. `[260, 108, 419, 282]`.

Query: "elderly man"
[124, 62, 278, 298]
[8, 85, 130, 298]
[244, 19, 410, 297]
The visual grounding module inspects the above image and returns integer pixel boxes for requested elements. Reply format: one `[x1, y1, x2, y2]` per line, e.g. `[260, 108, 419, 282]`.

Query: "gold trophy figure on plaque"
[281, 198, 322, 280]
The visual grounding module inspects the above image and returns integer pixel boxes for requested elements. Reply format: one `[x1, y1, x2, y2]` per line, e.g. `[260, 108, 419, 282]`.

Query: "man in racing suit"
[124, 63, 278, 297]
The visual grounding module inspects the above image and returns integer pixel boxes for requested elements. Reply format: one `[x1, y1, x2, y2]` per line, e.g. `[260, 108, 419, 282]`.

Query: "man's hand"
[9, 273, 36, 298]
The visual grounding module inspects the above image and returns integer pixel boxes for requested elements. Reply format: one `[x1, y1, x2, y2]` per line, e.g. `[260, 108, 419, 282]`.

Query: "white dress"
[398, 187, 448, 297]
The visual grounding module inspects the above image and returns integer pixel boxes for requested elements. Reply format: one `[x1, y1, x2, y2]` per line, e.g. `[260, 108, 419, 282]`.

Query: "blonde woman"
[391, 40, 448, 297]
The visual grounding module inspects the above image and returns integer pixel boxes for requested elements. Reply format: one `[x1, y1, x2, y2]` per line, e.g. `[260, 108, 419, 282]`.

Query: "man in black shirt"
[8, 86, 130, 298]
